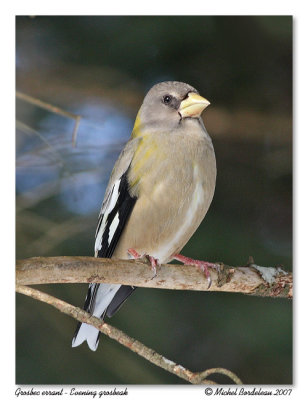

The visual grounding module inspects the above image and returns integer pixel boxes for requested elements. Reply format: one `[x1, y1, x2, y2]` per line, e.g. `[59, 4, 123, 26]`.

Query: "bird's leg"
[173, 254, 220, 289]
[127, 248, 158, 278]
[127, 248, 141, 259]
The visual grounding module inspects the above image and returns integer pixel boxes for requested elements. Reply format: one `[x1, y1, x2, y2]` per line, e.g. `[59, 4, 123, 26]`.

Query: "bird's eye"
[163, 95, 172, 105]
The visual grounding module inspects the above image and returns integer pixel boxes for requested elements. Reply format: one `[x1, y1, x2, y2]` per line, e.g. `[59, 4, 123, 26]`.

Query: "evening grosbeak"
[72, 81, 217, 351]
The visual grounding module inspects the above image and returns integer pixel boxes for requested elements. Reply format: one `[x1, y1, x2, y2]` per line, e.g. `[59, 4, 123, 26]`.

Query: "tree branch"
[16, 284, 242, 385]
[16, 255, 290, 384]
[16, 256, 293, 298]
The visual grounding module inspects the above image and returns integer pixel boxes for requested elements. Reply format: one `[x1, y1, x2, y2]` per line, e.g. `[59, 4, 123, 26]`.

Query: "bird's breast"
[114, 133, 216, 262]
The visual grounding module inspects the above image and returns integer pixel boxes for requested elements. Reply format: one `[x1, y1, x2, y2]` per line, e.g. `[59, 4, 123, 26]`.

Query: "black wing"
[73, 154, 140, 349]
[91, 169, 137, 317]
[95, 170, 137, 258]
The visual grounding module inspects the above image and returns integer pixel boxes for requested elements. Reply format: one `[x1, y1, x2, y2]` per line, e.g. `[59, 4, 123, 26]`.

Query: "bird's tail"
[72, 321, 101, 351]
[72, 283, 121, 351]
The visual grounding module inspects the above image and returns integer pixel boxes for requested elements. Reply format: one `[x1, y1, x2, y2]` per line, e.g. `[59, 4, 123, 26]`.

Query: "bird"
[72, 81, 217, 351]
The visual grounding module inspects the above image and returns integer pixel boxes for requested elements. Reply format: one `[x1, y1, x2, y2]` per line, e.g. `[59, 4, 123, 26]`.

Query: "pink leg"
[173, 254, 219, 289]
[127, 248, 141, 259]
[127, 248, 159, 277]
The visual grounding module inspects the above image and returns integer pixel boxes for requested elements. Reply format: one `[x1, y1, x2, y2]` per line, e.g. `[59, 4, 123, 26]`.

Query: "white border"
[3, 3, 307, 399]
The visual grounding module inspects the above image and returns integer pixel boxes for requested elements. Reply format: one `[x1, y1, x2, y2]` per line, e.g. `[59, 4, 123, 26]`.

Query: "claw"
[198, 263, 212, 289]
[127, 248, 159, 279]
[173, 254, 219, 289]
[146, 255, 158, 279]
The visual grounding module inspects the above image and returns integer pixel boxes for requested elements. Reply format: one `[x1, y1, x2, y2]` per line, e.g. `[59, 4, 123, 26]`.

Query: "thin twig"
[24, 217, 93, 255]
[16, 284, 242, 385]
[72, 115, 81, 147]
[16, 91, 81, 146]
[16, 120, 65, 166]
[16, 256, 293, 298]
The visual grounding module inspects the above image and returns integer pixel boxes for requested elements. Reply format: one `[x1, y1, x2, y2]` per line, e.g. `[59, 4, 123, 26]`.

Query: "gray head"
[133, 81, 210, 134]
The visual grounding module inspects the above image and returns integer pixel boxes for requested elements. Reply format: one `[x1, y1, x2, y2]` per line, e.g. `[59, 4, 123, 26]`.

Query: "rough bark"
[16, 256, 293, 298]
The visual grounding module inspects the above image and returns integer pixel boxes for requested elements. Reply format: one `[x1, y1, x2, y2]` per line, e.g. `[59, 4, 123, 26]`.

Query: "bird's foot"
[173, 254, 220, 289]
[127, 248, 159, 278]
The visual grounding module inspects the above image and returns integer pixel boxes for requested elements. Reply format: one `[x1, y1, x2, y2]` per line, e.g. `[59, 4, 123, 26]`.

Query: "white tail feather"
[72, 323, 100, 351]
[72, 283, 121, 351]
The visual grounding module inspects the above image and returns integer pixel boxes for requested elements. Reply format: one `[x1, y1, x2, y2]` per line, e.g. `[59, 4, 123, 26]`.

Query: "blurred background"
[16, 16, 292, 385]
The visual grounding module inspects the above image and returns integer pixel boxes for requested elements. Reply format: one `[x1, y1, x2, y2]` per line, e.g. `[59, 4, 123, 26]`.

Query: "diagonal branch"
[16, 91, 81, 146]
[16, 256, 293, 298]
[16, 284, 242, 385]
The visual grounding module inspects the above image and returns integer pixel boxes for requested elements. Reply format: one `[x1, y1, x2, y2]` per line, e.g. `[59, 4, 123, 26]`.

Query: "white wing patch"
[94, 178, 121, 254]
[108, 212, 120, 245]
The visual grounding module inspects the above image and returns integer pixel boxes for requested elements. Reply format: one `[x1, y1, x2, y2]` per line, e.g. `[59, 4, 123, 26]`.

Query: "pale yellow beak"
[179, 92, 210, 118]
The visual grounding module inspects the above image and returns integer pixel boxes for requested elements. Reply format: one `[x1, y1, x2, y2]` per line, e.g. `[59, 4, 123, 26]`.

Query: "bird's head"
[132, 81, 210, 137]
